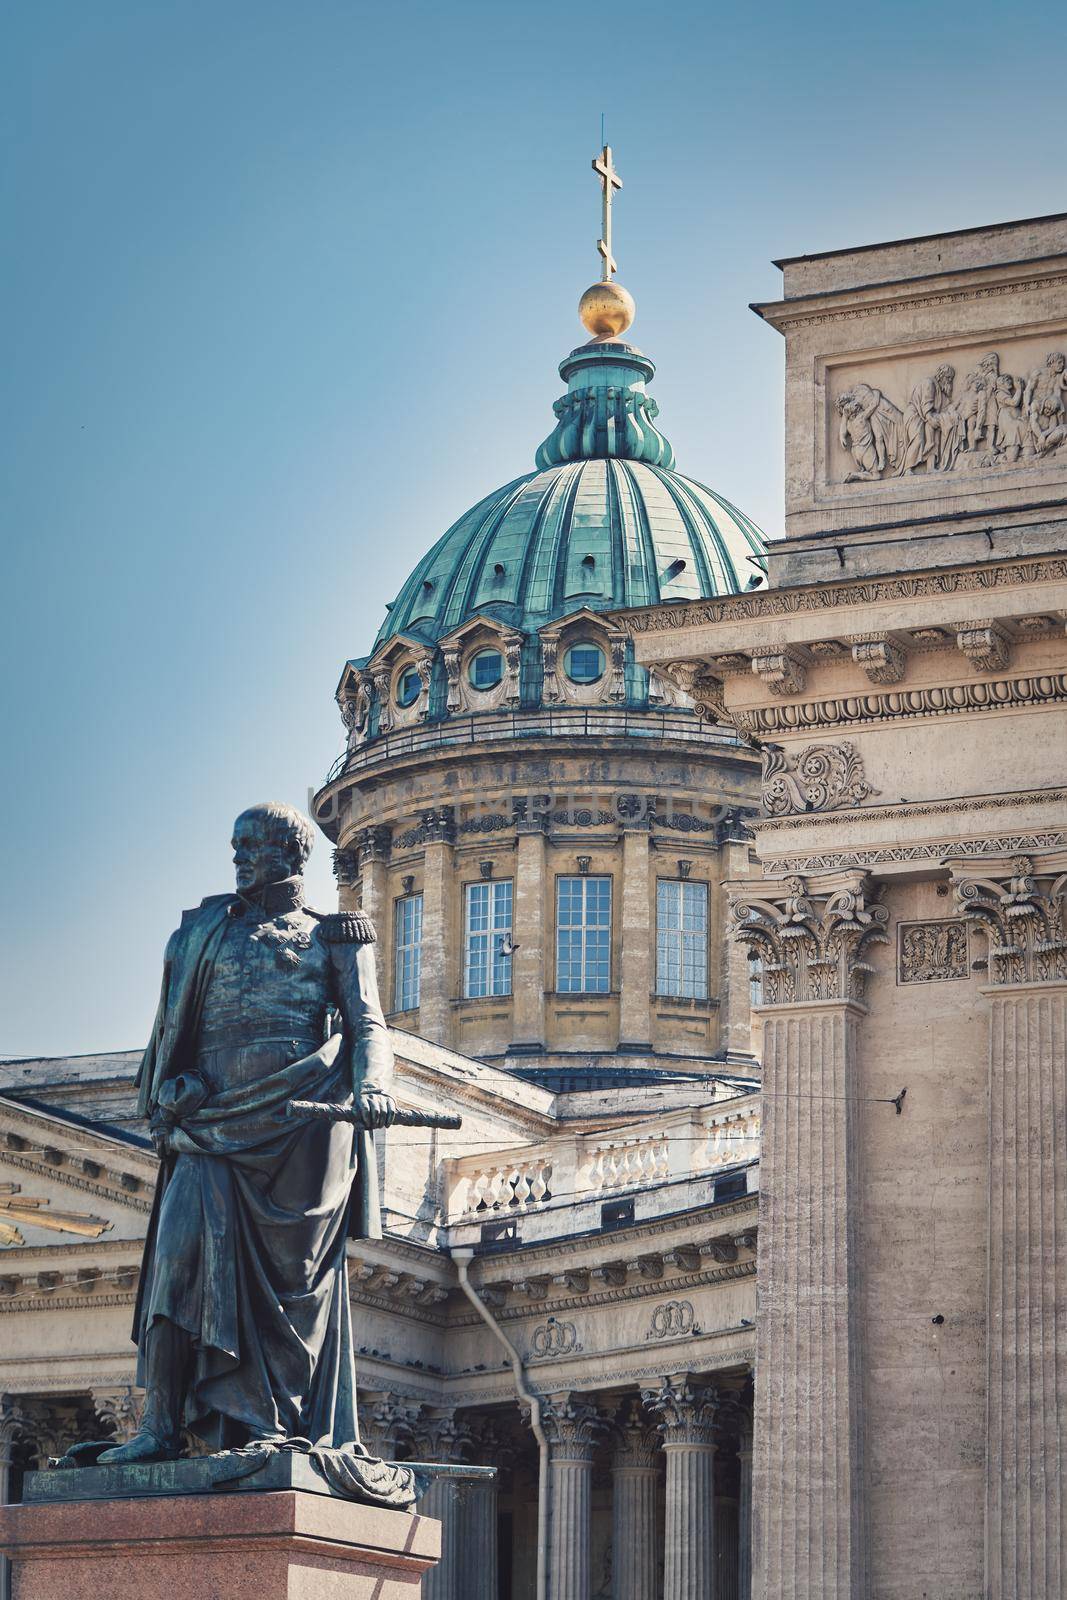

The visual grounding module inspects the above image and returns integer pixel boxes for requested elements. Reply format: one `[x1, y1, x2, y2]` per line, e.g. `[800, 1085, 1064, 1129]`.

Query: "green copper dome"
[373, 338, 766, 652]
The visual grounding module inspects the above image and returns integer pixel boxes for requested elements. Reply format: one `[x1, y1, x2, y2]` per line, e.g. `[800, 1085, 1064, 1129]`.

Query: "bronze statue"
[97, 803, 399, 1482]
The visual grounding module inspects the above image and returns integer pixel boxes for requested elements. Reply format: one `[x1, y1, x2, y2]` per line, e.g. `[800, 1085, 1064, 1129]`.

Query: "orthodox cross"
[592, 144, 623, 281]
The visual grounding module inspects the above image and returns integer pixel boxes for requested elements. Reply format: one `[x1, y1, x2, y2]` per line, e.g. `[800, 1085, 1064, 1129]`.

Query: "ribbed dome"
[374, 459, 765, 649]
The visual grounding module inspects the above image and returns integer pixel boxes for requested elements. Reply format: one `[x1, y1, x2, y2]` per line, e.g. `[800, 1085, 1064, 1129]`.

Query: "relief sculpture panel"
[828, 335, 1067, 485]
[897, 920, 969, 984]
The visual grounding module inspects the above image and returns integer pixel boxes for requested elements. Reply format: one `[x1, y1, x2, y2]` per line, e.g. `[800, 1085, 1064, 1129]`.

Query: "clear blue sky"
[2, 0, 1063, 1057]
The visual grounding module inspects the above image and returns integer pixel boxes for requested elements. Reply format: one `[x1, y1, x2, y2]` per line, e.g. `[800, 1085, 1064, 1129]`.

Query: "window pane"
[656, 879, 707, 998]
[556, 876, 612, 993]
[394, 893, 423, 1011]
[464, 879, 512, 998]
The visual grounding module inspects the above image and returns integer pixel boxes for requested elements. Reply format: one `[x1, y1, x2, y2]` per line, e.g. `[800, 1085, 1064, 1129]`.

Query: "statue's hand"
[358, 1091, 397, 1129]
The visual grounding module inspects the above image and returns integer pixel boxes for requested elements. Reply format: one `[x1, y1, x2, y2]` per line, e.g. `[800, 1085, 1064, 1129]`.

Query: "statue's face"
[231, 815, 295, 893]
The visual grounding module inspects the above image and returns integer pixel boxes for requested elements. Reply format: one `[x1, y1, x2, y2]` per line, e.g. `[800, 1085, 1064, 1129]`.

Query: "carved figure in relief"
[987, 372, 1028, 464]
[835, 345, 1067, 481]
[1025, 351, 1067, 457]
[837, 384, 903, 481]
[897, 364, 956, 474]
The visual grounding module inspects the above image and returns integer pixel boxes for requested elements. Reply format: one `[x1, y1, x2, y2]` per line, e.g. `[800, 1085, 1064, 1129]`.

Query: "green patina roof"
[372, 337, 767, 651]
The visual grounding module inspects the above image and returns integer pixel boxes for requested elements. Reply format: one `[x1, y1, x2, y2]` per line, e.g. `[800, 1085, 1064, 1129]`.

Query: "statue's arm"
[320, 915, 395, 1107]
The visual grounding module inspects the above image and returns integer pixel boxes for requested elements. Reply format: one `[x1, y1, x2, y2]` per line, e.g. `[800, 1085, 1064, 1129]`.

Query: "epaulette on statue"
[313, 911, 377, 945]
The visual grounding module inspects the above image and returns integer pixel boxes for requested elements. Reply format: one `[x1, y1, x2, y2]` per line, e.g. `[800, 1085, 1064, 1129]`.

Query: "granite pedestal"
[0, 1456, 446, 1600]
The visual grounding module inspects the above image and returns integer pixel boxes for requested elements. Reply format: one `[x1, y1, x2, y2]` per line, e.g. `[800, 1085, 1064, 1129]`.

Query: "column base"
[0, 1490, 440, 1600]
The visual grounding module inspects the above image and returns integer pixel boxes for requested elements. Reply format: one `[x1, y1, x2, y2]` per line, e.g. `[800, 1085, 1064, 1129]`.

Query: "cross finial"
[592, 145, 622, 282]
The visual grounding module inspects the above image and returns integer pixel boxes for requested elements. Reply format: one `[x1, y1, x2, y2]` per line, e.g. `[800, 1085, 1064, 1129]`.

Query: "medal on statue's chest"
[249, 914, 313, 968]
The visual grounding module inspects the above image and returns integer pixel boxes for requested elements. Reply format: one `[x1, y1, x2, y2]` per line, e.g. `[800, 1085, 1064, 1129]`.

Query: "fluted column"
[512, 807, 547, 1050]
[413, 1407, 470, 1600]
[542, 1393, 604, 1600]
[643, 1376, 718, 1599]
[618, 807, 652, 1050]
[954, 857, 1067, 1599]
[611, 1401, 660, 1600]
[459, 1413, 501, 1600]
[738, 1393, 754, 1600]
[732, 873, 888, 1600]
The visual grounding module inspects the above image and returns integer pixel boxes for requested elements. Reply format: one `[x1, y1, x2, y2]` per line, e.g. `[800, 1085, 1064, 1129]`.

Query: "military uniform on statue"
[93, 802, 413, 1505]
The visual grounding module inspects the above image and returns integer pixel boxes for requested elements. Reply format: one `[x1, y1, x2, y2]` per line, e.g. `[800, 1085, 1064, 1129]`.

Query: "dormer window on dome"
[565, 642, 605, 685]
[469, 649, 504, 690]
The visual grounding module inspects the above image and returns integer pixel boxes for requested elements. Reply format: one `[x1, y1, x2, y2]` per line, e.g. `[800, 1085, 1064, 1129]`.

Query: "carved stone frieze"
[834, 346, 1067, 482]
[898, 921, 969, 984]
[734, 671, 1067, 737]
[646, 1299, 696, 1340]
[765, 832, 1066, 875]
[953, 856, 1067, 985]
[732, 873, 890, 1004]
[458, 812, 513, 835]
[530, 1316, 583, 1359]
[761, 741, 877, 817]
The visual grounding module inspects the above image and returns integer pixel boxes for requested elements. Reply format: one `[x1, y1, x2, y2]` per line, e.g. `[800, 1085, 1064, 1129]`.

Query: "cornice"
[733, 670, 1067, 736]
[754, 788, 1067, 834]
[766, 832, 1066, 875]
[615, 555, 1067, 638]
[754, 266, 1067, 329]
[0, 1150, 153, 1215]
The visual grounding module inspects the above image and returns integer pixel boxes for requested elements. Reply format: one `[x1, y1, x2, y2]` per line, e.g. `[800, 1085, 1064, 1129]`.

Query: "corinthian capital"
[952, 855, 1067, 985]
[539, 1392, 607, 1460]
[641, 1376, 718, 1447]
[731, 871, 889, 1005]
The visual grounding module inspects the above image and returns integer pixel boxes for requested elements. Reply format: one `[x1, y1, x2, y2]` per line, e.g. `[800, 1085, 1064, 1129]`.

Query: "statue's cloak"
[132, 895, 380, 1450]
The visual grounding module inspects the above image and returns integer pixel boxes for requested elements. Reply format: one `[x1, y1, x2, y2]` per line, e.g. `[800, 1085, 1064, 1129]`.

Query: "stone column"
[512, 804, 547, 1050]
[459, 1413, 501, 1600]
[610, 1401, 660, 1600]
[954, 857, 1067, 1600]
[738, 1391, 754, 1600]
[413, 1408, 470, 1600]
[542, 1393, 603, 1600]
[716, 1498, 740, 1600]
[732, 872, 889, 1600]
[0, 1397, 27, 1600]
[643, 1376, 719, 1599]
[618, 802, 652, 1050]
[355, 824, 392, 993]
[716, 812, 758, 1063]
[418, 808, 455, 1047]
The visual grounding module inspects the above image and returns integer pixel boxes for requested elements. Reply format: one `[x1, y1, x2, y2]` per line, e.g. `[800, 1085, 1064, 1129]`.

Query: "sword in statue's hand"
[288, 1099, 462, 1131]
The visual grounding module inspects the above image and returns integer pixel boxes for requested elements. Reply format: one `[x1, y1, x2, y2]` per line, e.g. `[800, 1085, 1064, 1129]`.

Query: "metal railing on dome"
[322, 707, 741, 786]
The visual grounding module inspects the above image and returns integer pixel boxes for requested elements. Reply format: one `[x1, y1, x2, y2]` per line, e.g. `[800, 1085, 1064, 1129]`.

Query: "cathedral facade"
[2, 193, 1065, 1600]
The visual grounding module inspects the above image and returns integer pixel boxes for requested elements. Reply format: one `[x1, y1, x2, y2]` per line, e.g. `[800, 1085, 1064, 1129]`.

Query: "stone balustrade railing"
[441, 1097, 760, 1224]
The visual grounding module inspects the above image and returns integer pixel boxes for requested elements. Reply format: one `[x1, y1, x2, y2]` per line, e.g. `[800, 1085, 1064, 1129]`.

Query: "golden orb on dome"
[579, 280, 635, 340]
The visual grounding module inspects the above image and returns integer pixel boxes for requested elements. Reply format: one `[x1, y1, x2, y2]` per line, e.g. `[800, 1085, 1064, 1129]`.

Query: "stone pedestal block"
[0, 1491, 441, 1600]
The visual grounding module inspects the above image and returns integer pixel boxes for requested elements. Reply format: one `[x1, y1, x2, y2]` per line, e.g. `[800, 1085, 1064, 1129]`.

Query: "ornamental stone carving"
[332, 848, 360, 887]
[357, 823, 393, 863]
[956, 618, 1012, 673]
[835, 346, 1067, 481]
[848, 634, 908, 684]
[394, 807, 456, 850]
[641, 1376, 718, 1446]
[953, 856, 1067, 985]
[732, 873, 890, 1004]
[611, 1398, 660, 1468]
[531, 1316, 583, 1358]
[898, 920, 969, 983]
[761, 741, 877, 817]
[539, 1393, 607, 1459]
[646, 1299, 696, 1340]
[752, 649, 806, 696]
[91, 1385, 143, 1445]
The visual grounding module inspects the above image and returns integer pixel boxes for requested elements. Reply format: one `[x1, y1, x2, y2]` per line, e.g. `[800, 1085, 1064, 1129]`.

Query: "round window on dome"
[468, 649, 504, 691]
[564, 642, 606, 685]
[395, 666, 422, 708]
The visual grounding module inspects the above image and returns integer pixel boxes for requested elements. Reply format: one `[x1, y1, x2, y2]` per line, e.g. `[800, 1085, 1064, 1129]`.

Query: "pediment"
[0, 1096, 155, 1251]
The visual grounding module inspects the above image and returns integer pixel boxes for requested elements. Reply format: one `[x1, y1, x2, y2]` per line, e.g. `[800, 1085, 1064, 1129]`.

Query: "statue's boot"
[98, 1317, 189, 1465]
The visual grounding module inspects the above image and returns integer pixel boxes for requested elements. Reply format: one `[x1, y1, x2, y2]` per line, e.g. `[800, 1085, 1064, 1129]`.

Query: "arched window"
[395, 666, 422, 708]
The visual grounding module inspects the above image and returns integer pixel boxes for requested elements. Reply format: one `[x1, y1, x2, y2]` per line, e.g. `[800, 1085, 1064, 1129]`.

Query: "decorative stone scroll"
[761, 741, 877, 817]
[898, 920, 968, 983]
[953, 856, 1067, 985]
[732, 873, 890, 1004]
[835, 346, 1067, 482]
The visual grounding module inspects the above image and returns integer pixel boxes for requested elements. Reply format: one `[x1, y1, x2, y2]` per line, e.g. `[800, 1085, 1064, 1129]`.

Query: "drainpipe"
[451, 1247, 548, 1600]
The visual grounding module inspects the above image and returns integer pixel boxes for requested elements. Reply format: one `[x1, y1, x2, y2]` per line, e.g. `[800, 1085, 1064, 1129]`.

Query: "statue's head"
[935, 364, 955, 393]
[231, 802, 315, 892]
